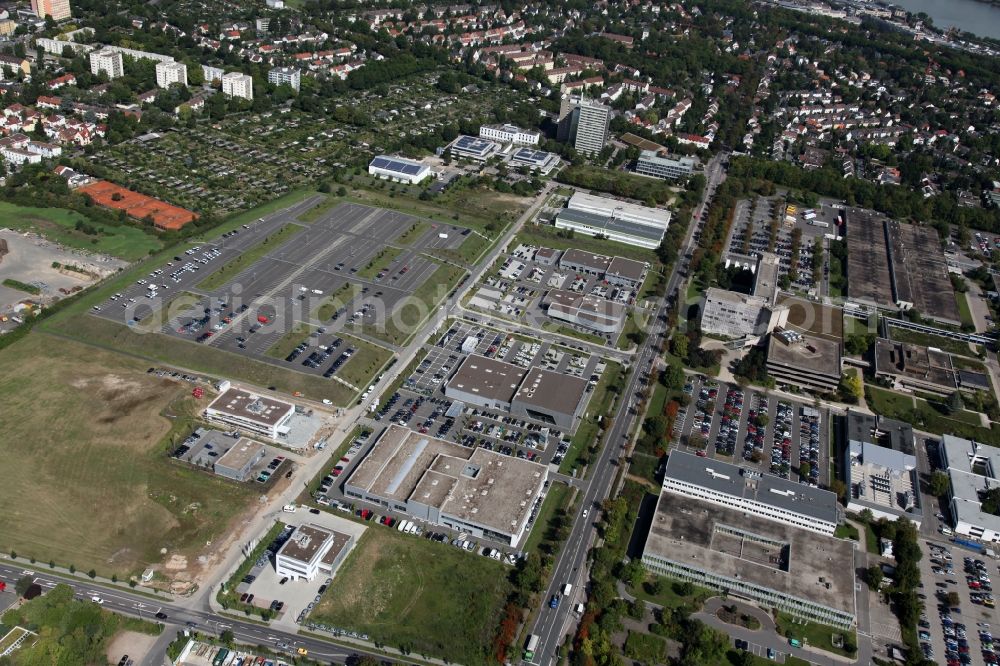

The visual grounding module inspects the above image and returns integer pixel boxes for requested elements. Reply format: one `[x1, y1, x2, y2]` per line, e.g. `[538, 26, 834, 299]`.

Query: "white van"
[562, 583, 573, 596]
[397, 520, 409, 532]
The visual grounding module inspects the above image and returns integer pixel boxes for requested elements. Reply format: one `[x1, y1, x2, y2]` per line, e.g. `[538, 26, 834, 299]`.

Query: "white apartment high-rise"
[155, 61, 188, 88]
[570, 98, 611, 156]
[267, 66, 301, 92]
[221, 72, 253, 100]
[89, 49, 124, 79]
[31, 0, 70, 21]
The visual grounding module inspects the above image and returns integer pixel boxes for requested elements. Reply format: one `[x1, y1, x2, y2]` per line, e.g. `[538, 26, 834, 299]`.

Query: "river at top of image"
[888, 0, 1000, 40]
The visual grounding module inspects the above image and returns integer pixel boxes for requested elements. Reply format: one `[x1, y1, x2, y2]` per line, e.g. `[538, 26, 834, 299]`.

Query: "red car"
[340, 457, 350, 463]
[696, 450, 707, 457]
[332, 467, 343, 477]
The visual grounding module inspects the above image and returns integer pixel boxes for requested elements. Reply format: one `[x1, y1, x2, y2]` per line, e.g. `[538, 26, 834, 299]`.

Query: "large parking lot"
[726, 194, 833, 295]
[916, 538, 1000, 666]
[670, 375, 829, 485]
[89, 198, 477, 394]
[375, 319, 605, 467]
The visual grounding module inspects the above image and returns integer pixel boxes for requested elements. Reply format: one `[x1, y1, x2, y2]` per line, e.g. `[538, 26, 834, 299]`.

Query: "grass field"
[957, 292, 975, 329]
[395, 220, 431, 246]
[429, 231, 490, 265]
[516, 224, 660, 266]
[560, 361, 623, 475]
[866, 384, 1000, 444]
[309, 528, 510, 663]
[522, 482, 572, 556]
[197, 222, 305, 291]
[336, 334, 394, 389]
[776, 612, 857, 658]
[626, 575, 713, 611]
[0, 201, 162, 261]
[357, 246, 404, 280]
[46, 313, 355, 406]
[0, 332, 257, 578]
[624, 631, 666, 663]
[888, 325, 982, 358]
[265, 322, 317, 359]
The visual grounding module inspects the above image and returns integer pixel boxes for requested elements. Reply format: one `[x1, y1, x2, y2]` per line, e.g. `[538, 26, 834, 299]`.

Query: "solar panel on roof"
[370, 156, 426, 176]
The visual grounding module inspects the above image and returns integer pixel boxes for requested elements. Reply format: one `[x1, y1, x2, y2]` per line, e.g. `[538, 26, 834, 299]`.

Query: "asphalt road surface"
[0, 562, 413, 665]
[527, 154, 729, 664]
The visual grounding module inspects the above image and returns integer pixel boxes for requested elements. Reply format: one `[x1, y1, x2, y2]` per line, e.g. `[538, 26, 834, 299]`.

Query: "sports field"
[0, 332, 256, 579]
[0, 201, 162, 261]
[309, 528, 509, 663]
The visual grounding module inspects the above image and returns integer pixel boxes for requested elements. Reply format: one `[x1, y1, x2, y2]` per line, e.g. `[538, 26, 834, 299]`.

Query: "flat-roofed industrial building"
[368, 155, 432, 184]
[444, 354, 591, 430]
[343, 425, 548, 546]
[554, 192, 670, 250]
[937, 434, 1000, 543]
[205, 388, 295, 440]
[642, 490, 856, 628]
[446, 135, 501, 162]
[841, 412, 921, 524]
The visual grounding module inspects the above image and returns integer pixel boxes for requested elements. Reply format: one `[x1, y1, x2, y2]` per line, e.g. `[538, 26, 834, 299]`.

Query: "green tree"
[671, 334, 689, 361]
[945, 390, 964, 415]
[14, 575, 32, 596]
[661, 364, 685, 390]
[864, 565, 883, 589]
[929, 470, 951, 497]
[220, 629, 235, 645]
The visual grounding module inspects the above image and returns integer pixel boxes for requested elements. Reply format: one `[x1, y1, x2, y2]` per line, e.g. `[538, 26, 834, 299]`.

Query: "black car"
[155, 611, 168, 620]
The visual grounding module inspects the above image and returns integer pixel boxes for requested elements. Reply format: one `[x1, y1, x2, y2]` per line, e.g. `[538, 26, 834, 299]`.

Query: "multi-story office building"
[938, 434, 1000, 542]
[275, 524, 353, 581]
[662, 450, 840, 535]
[89, 49, 124, 79]
[479, 123, 540, 146]
[267, 66, 301, 92]
[635, 150, 696, 180]
[701, 288, 789, 341]
[31, 0, 70, 21]
[204, 388, 294, 440]
[221, 72, 254, 100]
[155, 61, 188, 88]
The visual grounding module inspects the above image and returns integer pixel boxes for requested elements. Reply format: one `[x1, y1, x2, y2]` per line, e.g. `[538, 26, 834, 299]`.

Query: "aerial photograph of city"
[9, 0, 1000, 664]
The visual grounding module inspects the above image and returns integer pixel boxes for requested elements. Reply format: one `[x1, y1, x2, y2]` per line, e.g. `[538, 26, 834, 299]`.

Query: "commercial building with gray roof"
[343, 425, 547, 546]
[554, 191, 670, 250]
[444, 354, 591, 430]
[765, 329, 842, 393]
[937, 434, 1000, 543]
[841, 412, 921, 524]
[213, 437, 267, 482]
[663, 450, 840, 535]
[642, 491, 856, 628]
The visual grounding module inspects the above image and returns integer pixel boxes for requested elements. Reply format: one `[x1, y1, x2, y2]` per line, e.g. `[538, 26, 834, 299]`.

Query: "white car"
[322, 399, 333, 405]
[90, 595, 104, 604]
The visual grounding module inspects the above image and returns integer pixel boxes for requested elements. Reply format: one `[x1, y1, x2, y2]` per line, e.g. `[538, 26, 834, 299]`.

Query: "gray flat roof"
[555, 208, 667, 243]
[346, 425, 547, 535]
[559, 248, 612, 272]
[446, 354, 526, 404]
[664, 450, 840, 525]
[215, 437, 265, 471]
[766, 332, 842, 378]
[278, 524, 332, 564]
[513, 366, 590, 417]
[645, 492, 856, 617]
[606, 256, 647, 282]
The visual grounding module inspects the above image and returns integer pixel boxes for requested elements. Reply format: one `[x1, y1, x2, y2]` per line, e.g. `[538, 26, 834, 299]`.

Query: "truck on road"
[524, 634, 539, 660]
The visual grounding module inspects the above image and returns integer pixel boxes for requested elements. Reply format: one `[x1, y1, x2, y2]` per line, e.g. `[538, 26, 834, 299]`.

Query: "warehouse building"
[662, 450, 841, 535]
[544, 289, 626, 334]
[642, 490, 856, 628]
[556, 249, 648, 289]
[446, 135, 501, 162]
[343, 425, 548, 546]
[275, 524, 353, 581]
[368, 155, 432, 184]
[937, 434, 1000, 543]
[554, 191, 670, 250]
[205, 388, 295, 440]
[765, 329, 842, 393]
[558, 248, 611, 276]
[841, 412, 921, 524]
[444, 354, 590, 430]
[213, 437, 266, 482]
[635, 150, 696, 180]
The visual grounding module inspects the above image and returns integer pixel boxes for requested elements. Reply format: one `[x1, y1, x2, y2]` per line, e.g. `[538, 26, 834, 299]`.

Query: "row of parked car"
[799, 410, 821, 485]
[770, 402, 794, 478]
[713, 387, 745, 456]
